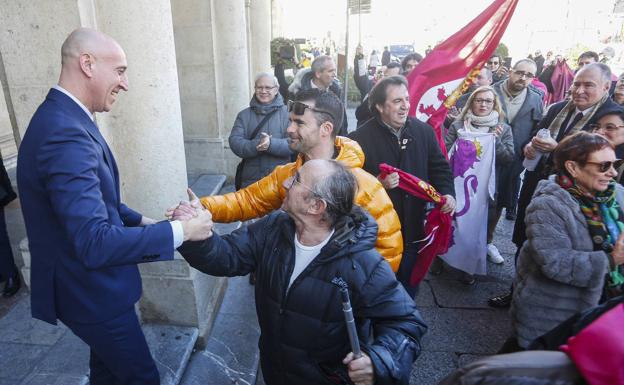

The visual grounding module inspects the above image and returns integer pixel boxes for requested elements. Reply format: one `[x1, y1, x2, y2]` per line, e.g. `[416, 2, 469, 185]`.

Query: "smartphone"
[503, 57, 512, 68]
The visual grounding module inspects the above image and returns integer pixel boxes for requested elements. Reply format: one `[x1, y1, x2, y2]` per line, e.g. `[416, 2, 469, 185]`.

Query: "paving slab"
[180, 312, 260, 385]
[0, 342, 47, 383]
[26, 329, 88, 377]
[217, 275, 257, 318]
[0, 299, 65, 346]
[143, 324, 199, 385]
[410, 351, 457, 385]
[415, 280, 437, 308]
[420, 307, 511, 355]
[427, 277, 512, 309]
[19, 374, 88, 385]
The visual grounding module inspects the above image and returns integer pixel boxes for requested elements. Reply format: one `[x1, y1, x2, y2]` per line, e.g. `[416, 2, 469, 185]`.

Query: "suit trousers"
[0, 208, 16, 280]
[64, 307, 160, 385]
[396, 242, 421, 298]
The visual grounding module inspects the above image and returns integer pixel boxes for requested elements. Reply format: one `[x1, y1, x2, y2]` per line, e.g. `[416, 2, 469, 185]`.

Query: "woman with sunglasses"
[590, 107, 624, 184]
[441, 86, 514, 284]
[509, 132, 624, 351]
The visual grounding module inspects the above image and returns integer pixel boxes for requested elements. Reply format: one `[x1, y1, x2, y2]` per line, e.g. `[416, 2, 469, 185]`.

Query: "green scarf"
[556, 174, 624, 290]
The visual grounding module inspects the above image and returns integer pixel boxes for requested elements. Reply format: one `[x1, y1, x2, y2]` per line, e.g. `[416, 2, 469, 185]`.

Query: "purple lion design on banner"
[450, 138, 481, 221]
[450, 138, 478, 178]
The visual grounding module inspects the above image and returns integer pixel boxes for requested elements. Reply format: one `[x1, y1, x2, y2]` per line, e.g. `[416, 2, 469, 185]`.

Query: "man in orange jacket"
[170, 89, 403, 271]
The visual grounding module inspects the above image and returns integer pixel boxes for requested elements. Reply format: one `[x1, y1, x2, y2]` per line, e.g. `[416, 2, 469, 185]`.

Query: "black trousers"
[0, 207, 17, 280]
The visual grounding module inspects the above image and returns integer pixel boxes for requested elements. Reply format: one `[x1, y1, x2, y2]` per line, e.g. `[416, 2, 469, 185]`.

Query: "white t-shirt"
[288, 230, 335, 289]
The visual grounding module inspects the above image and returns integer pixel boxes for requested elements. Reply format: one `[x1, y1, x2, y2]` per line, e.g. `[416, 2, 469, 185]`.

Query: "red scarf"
[379, 163, 453, 285]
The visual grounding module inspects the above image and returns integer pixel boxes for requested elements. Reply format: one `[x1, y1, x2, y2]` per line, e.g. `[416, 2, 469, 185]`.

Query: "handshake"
[165, 188, 214, 242]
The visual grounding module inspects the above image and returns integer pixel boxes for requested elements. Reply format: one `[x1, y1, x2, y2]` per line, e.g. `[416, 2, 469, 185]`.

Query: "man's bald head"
[58, 28, 129, 114]
[61, 28, 121, 67]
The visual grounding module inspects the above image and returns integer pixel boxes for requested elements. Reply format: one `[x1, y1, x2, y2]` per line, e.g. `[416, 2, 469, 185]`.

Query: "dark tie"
[557, 112, 584, 141]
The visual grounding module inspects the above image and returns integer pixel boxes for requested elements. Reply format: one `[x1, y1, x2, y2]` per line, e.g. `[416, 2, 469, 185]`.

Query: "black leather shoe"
[488, 292, 512, 308]
[3, 274, 20, 298]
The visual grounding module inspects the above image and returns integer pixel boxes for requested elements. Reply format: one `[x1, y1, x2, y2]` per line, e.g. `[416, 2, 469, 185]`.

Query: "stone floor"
[410, 215, 515, 385]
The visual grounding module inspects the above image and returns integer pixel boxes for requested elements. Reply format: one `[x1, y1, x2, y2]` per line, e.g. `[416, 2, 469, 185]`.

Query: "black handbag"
[234, 110, 278, 190]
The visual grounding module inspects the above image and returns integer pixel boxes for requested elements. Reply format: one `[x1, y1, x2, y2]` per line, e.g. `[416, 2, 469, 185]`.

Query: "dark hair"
[401, 53, 423, 70]
[311, 160, 357, 226]
[294, 89, 344, 137]
[386, 62, 402, 70]
[578, 51, 599, 63]
[489, 54, 502, 62]
[368, 75, 408, 116]
[554, 132, 614, 176]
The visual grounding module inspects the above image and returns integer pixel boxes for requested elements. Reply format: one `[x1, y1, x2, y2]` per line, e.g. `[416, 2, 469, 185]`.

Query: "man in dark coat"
[489, 63, 619, 308]
[176, 159, 427, 385]
[349, 75, 455, 296]
[534, 50, 545, 77]
[381, 46, 391, 66]
[492, 59, 544, 222]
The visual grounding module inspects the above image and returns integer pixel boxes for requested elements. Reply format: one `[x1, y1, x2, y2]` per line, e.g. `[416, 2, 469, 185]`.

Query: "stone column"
[94, 0, 226, 343]
[248, 0, 272, 78]
[213, 0, 251, 139]
[0, 0, 84, 281]
[171, 0, 251, 177]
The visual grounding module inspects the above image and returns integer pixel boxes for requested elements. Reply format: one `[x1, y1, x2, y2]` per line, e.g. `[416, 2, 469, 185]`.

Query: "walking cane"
[332, 277, 362, 359]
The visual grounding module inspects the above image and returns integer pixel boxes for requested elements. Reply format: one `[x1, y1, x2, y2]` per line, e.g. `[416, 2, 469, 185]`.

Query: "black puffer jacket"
[179, 207, 427, 385]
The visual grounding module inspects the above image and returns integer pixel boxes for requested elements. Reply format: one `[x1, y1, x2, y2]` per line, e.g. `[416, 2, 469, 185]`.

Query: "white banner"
[441, 129, 496, 275]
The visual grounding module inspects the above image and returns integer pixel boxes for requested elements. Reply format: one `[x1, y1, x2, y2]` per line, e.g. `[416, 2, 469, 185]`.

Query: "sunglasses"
[288, 100, 336, 122]
[590, 123, 624, 133]
[487, 61, 500, 65]
[585, 159, 624, 173]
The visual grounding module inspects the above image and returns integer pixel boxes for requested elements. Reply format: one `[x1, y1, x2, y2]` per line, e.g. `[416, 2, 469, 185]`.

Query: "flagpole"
[343, 1, 350, 107]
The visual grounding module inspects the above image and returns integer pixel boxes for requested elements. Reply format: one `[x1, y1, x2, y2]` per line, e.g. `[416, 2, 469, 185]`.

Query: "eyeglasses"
[285, 172, 317, 195]
[473, 98, 494, 105]
[512, 70, 535, 79]
[487, 61, 500, 65]
[584, 159, 624, 173]
[287, 100, 336, 122]
[590, 123, 624, 133]
[255, 86, 277, 91]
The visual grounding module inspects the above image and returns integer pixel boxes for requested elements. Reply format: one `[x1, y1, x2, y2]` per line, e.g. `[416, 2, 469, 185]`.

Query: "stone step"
[188, 174, 227, 197]
[0, 298, 198, 385]
[179, 182, 260, 385]
[179, 275, 260, 385]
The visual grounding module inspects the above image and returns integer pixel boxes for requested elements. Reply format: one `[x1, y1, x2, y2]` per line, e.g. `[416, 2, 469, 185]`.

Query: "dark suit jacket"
[17, 88, 174, 325]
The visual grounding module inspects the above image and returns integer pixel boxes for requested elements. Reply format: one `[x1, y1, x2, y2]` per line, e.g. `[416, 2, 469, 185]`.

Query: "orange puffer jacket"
[200, 137, 403, 271]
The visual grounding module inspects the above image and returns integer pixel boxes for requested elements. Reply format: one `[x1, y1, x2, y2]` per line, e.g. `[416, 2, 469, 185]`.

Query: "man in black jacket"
[349, 75, 455, 296]
[176, 159, 427, 385]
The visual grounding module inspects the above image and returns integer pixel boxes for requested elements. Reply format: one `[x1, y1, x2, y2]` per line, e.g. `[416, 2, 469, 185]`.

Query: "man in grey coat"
[488, 59, 544, 308]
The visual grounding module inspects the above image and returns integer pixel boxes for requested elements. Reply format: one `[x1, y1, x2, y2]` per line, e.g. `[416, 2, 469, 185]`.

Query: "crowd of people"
[9, 24, 624, 385]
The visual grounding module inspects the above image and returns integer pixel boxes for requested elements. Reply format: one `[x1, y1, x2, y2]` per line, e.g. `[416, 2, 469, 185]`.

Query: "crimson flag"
[406, 0, 519, 156]
[379, 163, 452, 285]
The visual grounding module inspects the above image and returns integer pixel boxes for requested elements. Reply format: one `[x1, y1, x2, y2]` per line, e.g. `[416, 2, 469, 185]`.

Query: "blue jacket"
[17, 88, 174, 325]
[179, 207, 427, 385]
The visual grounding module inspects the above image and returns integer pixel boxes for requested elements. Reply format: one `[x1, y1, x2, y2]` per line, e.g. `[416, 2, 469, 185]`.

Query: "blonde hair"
[457, 85, 505, 123]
